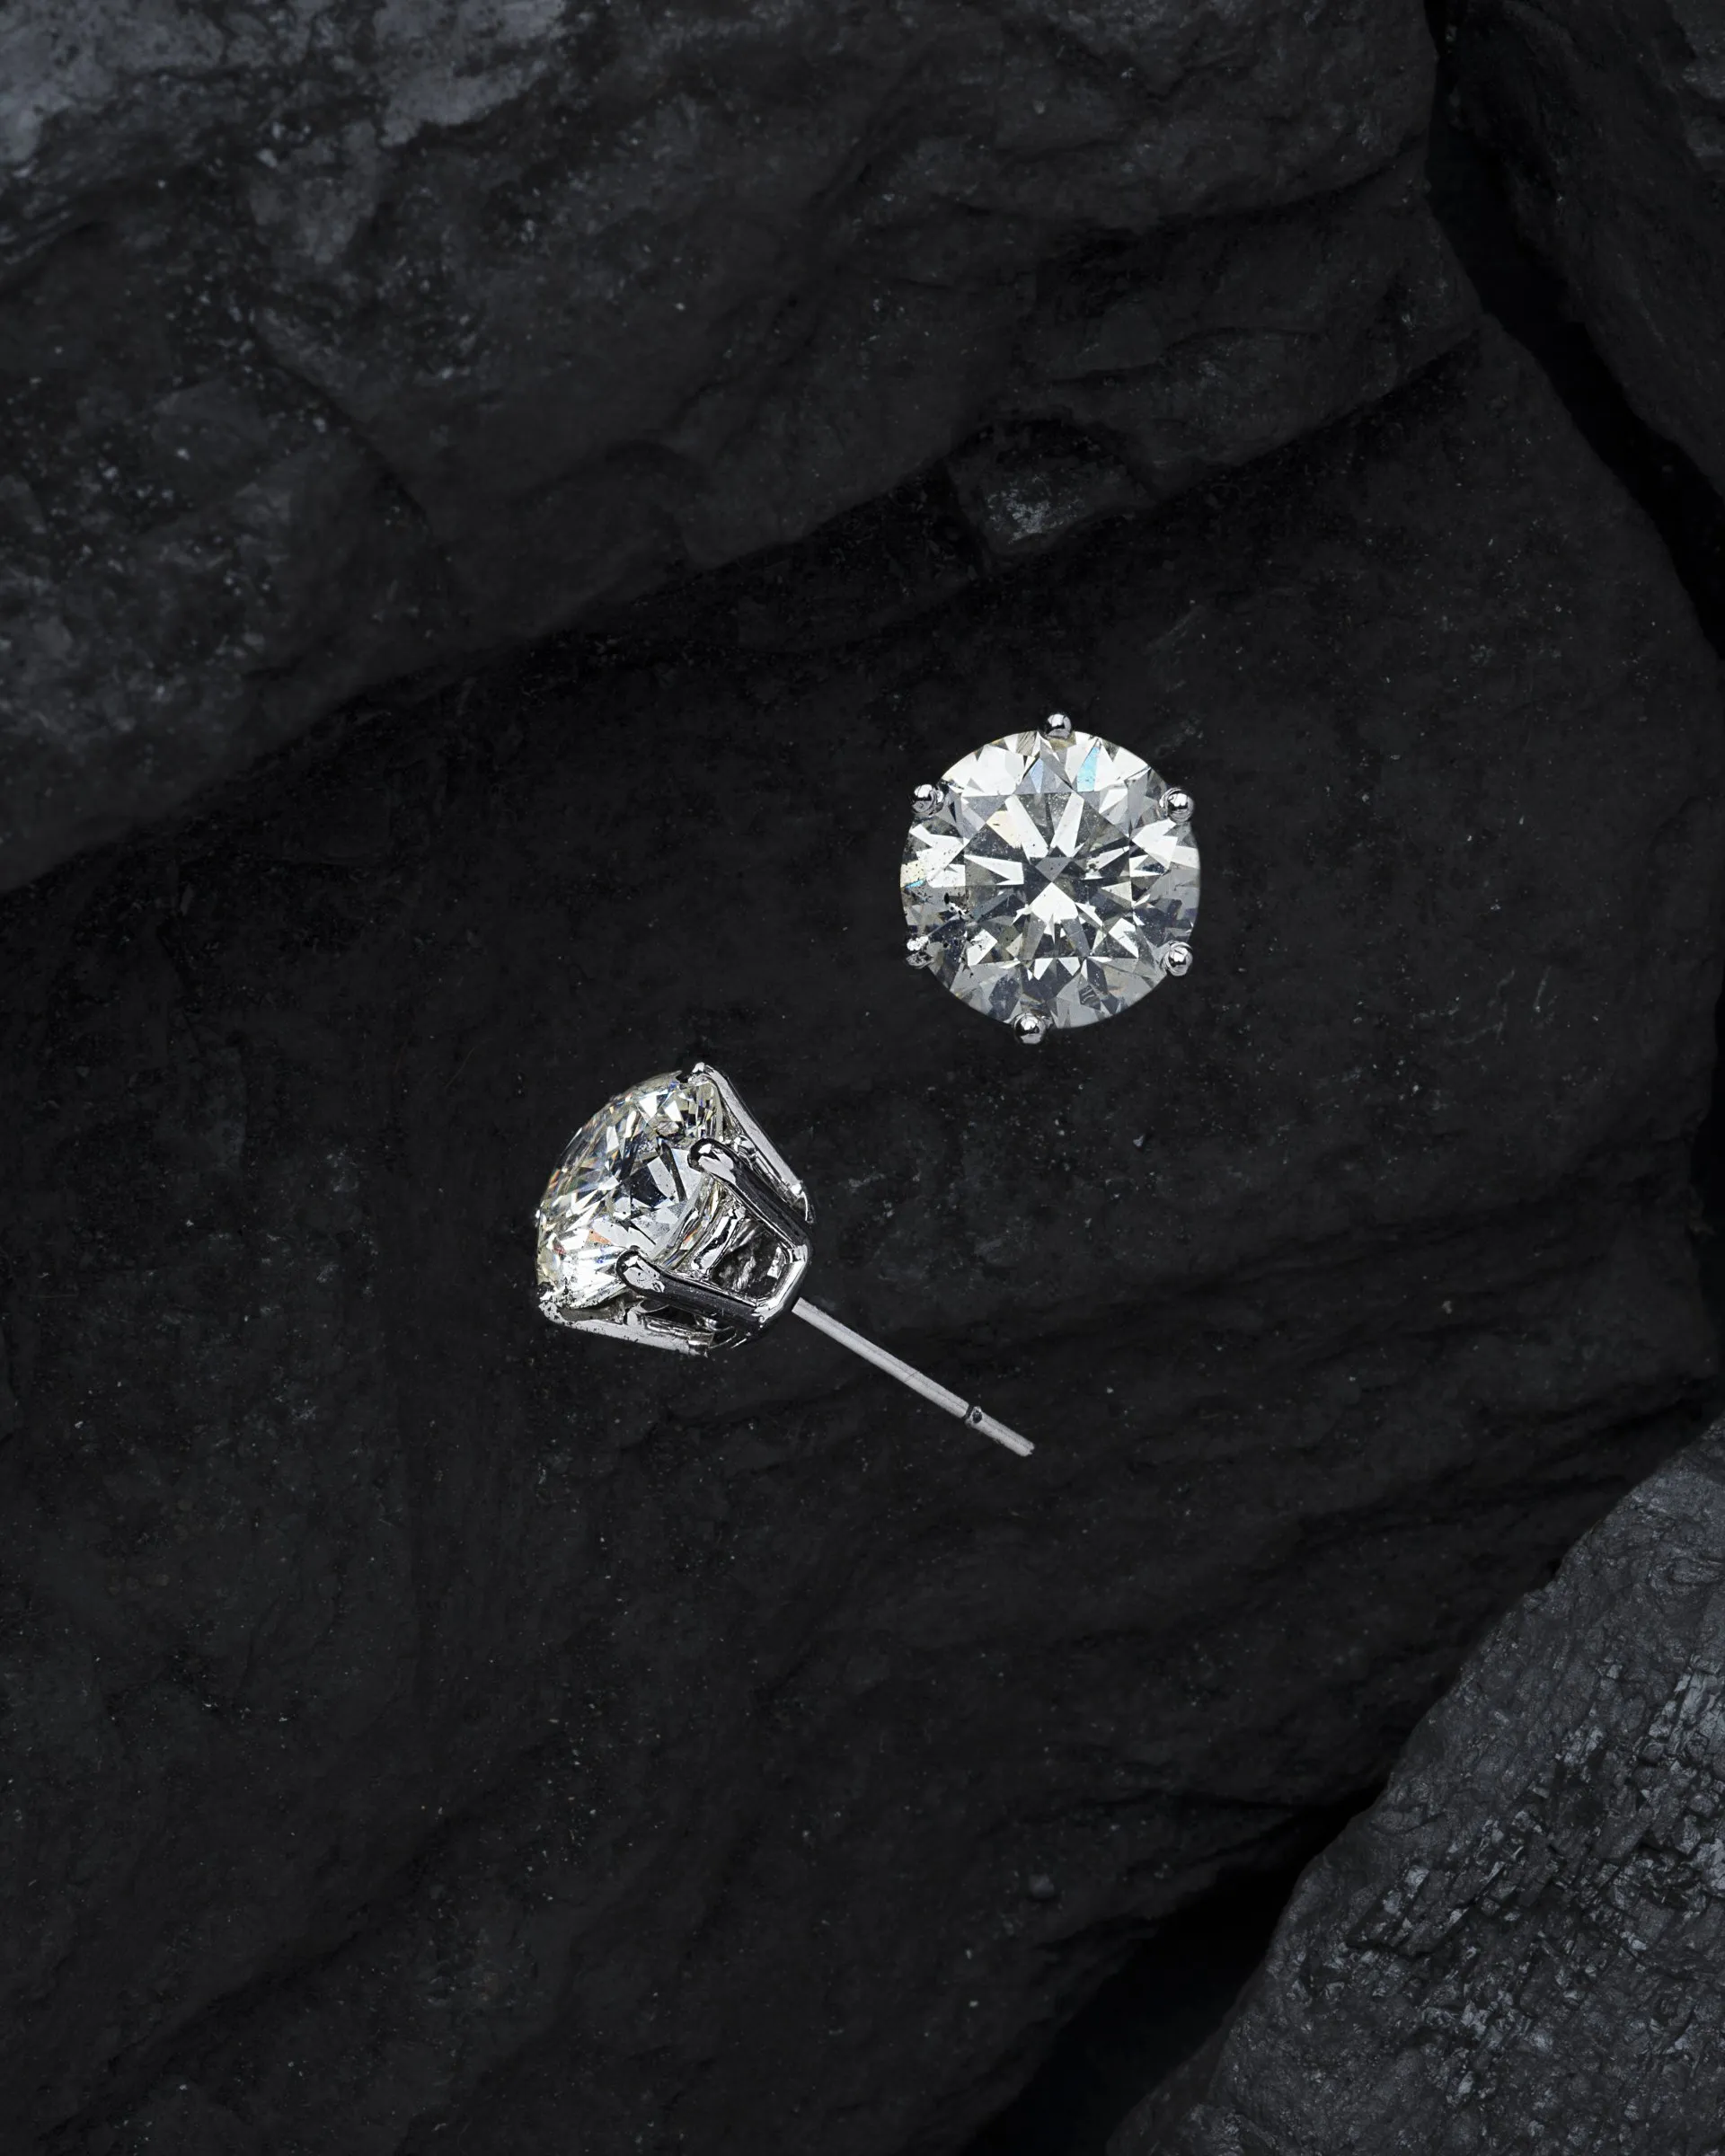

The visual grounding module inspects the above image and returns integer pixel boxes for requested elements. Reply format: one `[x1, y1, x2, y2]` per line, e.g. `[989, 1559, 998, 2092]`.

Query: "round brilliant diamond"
[900, 725, 1199, 1031]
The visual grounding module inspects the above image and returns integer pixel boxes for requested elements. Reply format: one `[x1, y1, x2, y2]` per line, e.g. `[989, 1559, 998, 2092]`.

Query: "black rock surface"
[1115, 1413, 1725, 2156]
[1, 323, 1721, 2153]
[0, 0, 1473, 894]
[1444, 0, 1725, 498]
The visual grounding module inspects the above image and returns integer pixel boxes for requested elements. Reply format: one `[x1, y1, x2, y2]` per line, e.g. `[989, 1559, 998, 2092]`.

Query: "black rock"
[0, 0, 1472, 895]
[0, 324, 1719, 2153]
[1116, 1413, 1725, 2156]
[1445, 0, 1725, 498]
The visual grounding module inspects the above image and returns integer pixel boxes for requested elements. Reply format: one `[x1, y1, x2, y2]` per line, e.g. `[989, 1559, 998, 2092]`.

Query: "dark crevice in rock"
[950, 1412, 1706, 2154]
[958, 1798, 1373, 2156]
[1423, 3, 1725, 663]
[1419, 4, 1725, 1445]
[1417, 13, 1725, 1370]
[1110, 1416, 1725, 2152]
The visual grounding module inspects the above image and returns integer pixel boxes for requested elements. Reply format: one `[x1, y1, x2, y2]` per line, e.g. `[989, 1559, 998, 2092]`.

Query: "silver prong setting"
[618, 1251, 776, 1335]
[687, 1136, 814, 1259]
[1043, 711, 1074, 740]
[1163, 942, 1193, 978]
[912, 782, 942, 815]
[688, 1061, 814, 1227]
[906, 933, 938, 971]
[1163, 787, 1194, 824]
[1014, 1012, 1050, 1045]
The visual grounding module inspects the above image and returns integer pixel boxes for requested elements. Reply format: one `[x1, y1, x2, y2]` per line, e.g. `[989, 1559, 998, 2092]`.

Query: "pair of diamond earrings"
[535, 713, 1200, 1458]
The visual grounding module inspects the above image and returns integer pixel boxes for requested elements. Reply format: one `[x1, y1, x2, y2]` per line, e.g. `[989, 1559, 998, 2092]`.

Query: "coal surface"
[1116, 1414, 1725, 2156]
[0, 0, 1472, 893]
[1, 323, 1721, 2153]
[965, 1822, 1363, 2156]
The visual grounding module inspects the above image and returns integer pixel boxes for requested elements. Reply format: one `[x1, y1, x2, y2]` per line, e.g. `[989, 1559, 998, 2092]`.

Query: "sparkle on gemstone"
[535, 1070, 752, 1321]
[901, 726, 1199, 1030]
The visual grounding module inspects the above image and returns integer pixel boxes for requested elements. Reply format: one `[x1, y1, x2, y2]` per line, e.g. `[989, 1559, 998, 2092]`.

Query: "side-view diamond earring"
[902, 711, 1199, 1042]
[535, 1063, 1033, 1456]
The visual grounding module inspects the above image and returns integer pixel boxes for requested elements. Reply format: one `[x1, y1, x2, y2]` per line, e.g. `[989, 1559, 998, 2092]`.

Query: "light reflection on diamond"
[901, 725, 1199, 1031]
[535, 1070, 736, 1316]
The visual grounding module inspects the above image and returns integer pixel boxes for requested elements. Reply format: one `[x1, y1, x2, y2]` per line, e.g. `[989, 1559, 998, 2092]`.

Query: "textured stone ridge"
[1, 326, 1720, 2154]
[0, 0, 1472, 895]
[1117, 1418, 1725, 2156]
[1446, 0, 1725, 498]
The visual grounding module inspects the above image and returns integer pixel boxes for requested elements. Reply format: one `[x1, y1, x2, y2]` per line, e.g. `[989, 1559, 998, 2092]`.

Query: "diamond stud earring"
[902, 711, 1199, 1042]
[535, 1063, 1033, 1456]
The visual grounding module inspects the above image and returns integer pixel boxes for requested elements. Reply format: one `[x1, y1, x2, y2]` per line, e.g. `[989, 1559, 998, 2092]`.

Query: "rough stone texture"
[0, 0, 1473, 896]
[1, 323, 1721, 2154]
[1445, 0, 1725, 498]
[1115, 1416, 1725, 2156]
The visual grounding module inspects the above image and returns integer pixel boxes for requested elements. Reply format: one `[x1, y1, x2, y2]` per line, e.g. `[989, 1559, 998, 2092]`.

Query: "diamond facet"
[535, 1070, 743, 1320]
[900, 725, 1199, 1031]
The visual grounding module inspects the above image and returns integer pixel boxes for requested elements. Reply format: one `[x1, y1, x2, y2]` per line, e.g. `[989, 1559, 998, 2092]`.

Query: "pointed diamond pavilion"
[901, 725, 1199, 1031]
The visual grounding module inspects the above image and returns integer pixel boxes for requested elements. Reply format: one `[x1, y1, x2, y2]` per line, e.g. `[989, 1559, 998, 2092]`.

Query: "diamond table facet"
[901, 725, 1199, 1032]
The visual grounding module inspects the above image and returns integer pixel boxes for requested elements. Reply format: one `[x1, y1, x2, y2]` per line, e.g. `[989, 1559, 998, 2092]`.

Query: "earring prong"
[686, 1137, 813, 1254]
[1163, 787, 1194, 824]
[618, 1251, 776, 1334]
[912, 782, 942, 814]
[1043, 711, 1074, 739]
[1163, 943, 1192, 977]
[1014, 1012, 1049, 1045]
[906, 933, 937, 970]
[689, 1061, 813, 1225]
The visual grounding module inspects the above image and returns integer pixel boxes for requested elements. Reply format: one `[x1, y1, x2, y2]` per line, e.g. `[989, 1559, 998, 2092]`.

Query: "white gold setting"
[901, 714, 1199, 1038]
[535, 1064, 1033, 1456]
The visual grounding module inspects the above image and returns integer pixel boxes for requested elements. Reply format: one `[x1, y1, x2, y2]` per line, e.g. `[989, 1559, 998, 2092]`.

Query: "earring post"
[791, 1299, 1034, 1457]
